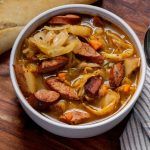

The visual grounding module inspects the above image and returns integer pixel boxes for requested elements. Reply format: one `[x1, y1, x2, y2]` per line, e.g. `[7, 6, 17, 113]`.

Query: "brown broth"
[15, 14, 140, 125]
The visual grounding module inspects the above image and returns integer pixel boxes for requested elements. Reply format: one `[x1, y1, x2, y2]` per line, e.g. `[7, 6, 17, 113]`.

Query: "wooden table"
[0, 0, 149, 149]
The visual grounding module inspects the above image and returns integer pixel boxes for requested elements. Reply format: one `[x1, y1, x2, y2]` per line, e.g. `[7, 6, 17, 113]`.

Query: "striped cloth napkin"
[120, 66, 150, 150]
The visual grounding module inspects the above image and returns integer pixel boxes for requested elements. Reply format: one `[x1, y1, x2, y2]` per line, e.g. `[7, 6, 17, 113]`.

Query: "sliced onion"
[33, 31, 46, 43]
[45, 31, 56, 43]
[24, 70, 36, 93]
[49, 39, 79, 57]
[52, 30, 68, 47]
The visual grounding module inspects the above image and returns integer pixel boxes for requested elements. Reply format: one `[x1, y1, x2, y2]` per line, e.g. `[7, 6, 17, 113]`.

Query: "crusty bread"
[0, 0, 96, 54]
[0, 26, 23, 54]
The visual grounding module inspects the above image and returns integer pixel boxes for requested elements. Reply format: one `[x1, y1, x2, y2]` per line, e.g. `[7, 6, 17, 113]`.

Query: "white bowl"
[10, 4, 146, 138]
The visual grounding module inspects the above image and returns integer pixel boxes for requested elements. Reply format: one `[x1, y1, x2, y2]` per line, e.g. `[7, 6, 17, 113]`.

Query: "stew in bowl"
[14, 13, 141, 125]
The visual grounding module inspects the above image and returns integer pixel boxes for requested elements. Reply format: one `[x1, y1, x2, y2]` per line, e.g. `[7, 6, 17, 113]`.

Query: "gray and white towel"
[120, 66, 150, 150]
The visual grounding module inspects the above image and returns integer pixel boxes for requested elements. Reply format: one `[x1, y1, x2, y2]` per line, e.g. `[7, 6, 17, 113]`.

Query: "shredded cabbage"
[29, 34, 80, 57]
[102, 31, 134, 61]
[83, 89, 120, 116]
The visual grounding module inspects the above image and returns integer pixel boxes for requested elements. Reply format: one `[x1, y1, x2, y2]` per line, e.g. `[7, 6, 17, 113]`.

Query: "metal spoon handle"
[144, 26, 150, 67]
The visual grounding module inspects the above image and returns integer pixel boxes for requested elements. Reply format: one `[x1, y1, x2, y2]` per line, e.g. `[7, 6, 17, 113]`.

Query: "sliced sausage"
[85, 76, 103, 97]
[93, 16, 104, 27]
[60, 109, 90, 124]
[49, 14, 81, 25]
[73, 42, 104, 64]
[38, 56, 68, 74]
[109, 63, 125, 88]
[34, 89, 60, 102]
[46, 77, 79, 100]
[27, 89, 60, 110]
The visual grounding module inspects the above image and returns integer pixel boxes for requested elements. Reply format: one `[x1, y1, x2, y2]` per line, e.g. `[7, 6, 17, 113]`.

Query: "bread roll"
[0, 0, 96, 54]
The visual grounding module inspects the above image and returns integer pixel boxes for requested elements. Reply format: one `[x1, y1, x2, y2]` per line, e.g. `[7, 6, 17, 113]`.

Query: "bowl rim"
[10, 4, 146, 129]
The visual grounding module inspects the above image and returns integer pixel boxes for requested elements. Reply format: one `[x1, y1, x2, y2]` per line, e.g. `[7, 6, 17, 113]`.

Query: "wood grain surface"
[0, 0, 149, 149]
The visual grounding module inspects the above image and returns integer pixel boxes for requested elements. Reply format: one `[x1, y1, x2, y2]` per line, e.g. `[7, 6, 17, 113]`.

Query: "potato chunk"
[124, 58, 140, 76]
[24, 71, 36, 93]
[14, 64, 29, 96]
[68, 25, 92, 37]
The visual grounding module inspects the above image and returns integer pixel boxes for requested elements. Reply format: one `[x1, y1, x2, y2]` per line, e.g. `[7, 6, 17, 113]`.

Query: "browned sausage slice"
[49, 14, 81, 25]
[34, 89, 60, 102]
[60, 109, 90, 124]
[85, 76, 103, 97]
[38, 56, 68, 74]
[93, 16, 104, 27]
[46, 77, 79, 100]
[73, 42, 104, 64]
[27, 89, 60, 110]
[109, 63, 125, 88]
